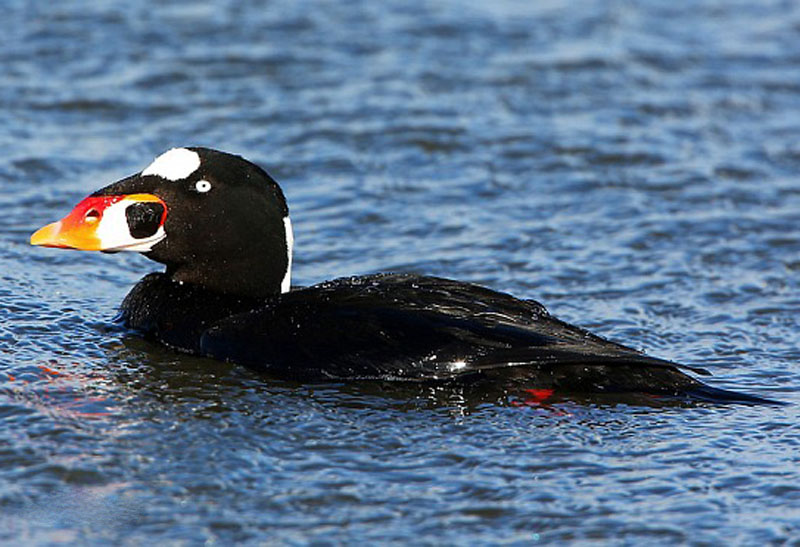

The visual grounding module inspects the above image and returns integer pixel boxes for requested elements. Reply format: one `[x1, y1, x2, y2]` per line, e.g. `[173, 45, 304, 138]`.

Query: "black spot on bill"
[126, 202, 164, 239]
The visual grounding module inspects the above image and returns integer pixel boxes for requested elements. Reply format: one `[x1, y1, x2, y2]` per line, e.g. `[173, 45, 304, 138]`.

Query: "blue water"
[3, 0, 800, 543]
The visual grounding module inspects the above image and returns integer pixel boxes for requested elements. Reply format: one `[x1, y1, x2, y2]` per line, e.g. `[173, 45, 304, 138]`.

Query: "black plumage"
[121, 270, 774, 403]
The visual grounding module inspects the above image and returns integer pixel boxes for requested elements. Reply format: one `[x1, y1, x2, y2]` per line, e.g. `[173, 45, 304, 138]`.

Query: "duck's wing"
[199, 273, 708, 383]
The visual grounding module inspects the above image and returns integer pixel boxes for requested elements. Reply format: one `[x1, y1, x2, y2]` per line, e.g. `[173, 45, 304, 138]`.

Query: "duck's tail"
[682, 384, 786, 406]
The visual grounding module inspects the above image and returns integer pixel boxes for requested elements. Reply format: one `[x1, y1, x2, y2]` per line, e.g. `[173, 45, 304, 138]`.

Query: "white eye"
[195, 179, 212, 193]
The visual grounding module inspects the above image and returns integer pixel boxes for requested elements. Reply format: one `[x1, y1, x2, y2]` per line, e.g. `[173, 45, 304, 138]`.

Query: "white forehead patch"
[142, 148, 201, 181]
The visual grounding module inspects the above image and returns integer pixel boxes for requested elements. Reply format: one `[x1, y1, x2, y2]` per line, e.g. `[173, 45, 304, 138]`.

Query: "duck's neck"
[164, 215, 294, 298]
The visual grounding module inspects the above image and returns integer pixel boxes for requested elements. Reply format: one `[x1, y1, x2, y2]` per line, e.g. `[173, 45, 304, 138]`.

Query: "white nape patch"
[96, 200, 166, 252]
[142, 148, 201, 181]
[281, 216, 294, 293]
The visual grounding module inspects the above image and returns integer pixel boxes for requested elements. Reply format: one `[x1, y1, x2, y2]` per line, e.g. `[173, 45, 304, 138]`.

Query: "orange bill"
[31, 193, 166, 251]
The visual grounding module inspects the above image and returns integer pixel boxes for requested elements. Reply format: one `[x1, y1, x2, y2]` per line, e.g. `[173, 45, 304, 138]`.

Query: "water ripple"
[2, 0, 800, 544]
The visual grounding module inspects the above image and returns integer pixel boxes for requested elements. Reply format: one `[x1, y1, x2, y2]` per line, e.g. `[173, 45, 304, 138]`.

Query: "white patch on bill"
[281, 216, 293, 293]
[142, 148, 201, 181]
[95, 200, 166, 252]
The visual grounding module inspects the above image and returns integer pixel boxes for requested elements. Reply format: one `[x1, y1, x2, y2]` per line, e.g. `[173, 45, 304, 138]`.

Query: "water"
[3, 0, 800, 543]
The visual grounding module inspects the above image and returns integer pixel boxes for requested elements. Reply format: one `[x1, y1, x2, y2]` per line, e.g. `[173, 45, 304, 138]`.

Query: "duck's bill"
[30, 193, 167, 252]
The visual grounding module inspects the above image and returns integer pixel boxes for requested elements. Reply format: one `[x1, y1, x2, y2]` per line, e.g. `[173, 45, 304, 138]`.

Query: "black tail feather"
[682, 385, 786, 406]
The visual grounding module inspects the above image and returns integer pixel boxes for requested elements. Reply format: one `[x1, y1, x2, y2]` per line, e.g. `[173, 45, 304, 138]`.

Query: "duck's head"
[31, 147, 293, 297]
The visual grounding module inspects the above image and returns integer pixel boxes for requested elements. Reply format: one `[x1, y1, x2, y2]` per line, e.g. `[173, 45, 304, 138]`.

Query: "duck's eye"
[195, 180, 212, 193]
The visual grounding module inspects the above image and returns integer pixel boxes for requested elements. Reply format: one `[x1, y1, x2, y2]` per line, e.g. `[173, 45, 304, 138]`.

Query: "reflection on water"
[2, 0, 800, 544]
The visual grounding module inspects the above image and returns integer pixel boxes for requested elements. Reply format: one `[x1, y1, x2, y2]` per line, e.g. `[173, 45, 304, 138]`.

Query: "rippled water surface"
[3, 0, 800, 544]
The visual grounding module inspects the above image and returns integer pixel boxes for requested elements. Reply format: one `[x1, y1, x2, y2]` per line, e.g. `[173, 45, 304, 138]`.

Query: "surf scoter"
[30, 147, 778, 404]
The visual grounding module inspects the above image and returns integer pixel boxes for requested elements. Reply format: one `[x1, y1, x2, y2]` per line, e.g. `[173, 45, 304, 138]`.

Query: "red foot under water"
[511, 388, 555, 407]
[5, 361, 113, 418]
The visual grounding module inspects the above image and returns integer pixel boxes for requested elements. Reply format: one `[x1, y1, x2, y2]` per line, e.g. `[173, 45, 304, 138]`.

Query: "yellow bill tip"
[30, 221, 65, 247]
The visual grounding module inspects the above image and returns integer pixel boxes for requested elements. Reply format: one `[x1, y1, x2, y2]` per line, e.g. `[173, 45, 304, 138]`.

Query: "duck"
[30, 147, 779, 404]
